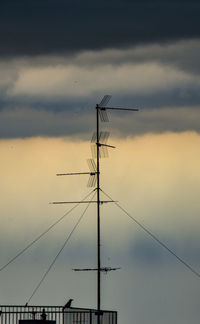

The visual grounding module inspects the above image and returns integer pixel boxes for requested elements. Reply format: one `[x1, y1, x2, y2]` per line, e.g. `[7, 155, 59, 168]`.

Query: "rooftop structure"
[0, 305, 117, 324]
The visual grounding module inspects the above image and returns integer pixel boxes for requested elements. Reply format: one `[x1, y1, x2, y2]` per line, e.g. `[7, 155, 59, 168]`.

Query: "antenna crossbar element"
[87, 174, 97, 187]
[87, 158, 97, 172]
[50, 200, 117, 204]
[100, 107, 139, 111]
[73, 267, 120, 273]
[57, 172, 93, 176]
[98, 106, 139, 122]
[91, 131, 115, 158]
[91, 131, 110, 144]
[87, 159, 97, 187]
[99, 108, 109, 122]
[91, 144, 110, 158]
[98, 143, 115, 149]
[56, 159, 98, 188]
[98, 95, 112, 122]
[98, 95, 112, 108]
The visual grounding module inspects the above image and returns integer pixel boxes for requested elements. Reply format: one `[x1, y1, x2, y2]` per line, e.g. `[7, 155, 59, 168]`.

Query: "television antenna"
[53, 95, 139, 324]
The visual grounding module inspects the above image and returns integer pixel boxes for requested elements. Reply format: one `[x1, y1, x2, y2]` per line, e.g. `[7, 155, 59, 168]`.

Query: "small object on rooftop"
[63, 299, 73, 309]
[41, 309, 47, 321]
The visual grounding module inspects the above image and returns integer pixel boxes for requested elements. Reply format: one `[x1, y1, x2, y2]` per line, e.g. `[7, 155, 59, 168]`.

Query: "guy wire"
[26, 191, 96, 305]
[0, 189, 96, 272]
[100, 188, 200, 279]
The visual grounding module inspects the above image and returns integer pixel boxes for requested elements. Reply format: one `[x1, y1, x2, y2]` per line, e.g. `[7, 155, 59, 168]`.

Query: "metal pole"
[96, 104, 101, 324]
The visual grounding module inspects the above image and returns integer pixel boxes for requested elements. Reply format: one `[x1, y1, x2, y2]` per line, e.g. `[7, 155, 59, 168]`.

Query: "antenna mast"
[95, 95, 138, 324]
[53, 95, 139, 324]
[96, 101, 101, 323]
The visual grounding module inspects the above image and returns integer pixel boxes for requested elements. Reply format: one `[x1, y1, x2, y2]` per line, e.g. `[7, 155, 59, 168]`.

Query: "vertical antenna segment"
[96, 95, 111, 324]
[96, 103, 101, 324]
[96, 95, 138, 324]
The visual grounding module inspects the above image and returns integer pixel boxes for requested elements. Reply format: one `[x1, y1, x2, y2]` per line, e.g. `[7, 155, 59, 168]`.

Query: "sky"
[0, 1, 200, 324]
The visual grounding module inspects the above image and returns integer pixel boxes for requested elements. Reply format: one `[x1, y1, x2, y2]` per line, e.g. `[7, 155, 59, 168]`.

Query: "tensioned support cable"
[0, 189, 95, 273]
[26, 191, 96, 305]
[100, 189, 200, 279]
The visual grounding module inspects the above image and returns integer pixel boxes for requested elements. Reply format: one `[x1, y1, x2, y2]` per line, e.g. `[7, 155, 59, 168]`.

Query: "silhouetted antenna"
[53, 95, 139, 324]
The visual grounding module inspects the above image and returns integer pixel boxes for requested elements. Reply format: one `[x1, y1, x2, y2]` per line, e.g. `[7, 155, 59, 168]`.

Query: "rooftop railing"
[0, 305, 117, 324]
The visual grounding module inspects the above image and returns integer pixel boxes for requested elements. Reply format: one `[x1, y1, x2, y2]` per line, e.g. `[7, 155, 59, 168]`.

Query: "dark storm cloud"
[0, 38, 200, 137]
[0, 107, 94, 138]
[1, 104, 200, 138]
[3, 85, 200, 111]
[1, 0, 200, 56]
[70, 40, 200, 76]
[0, 106, 195, 138]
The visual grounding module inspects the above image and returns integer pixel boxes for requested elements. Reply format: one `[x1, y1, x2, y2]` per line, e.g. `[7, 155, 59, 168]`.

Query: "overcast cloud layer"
[1, 0, 200, 138]
[1, 40, 200, 138]
[1, 0, 200, 56]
